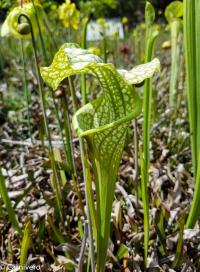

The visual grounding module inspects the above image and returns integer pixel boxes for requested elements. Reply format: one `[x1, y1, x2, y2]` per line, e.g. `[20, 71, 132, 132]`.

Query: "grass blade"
[20, 221, 32, 272]
[172, 210, 186, 269]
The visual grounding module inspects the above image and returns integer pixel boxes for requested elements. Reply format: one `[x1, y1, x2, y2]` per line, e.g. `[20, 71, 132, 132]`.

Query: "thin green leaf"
[172, 210, 186, 269]
[154, 204, 169, 256]
[53, 148, 67, 187]
[142, 2, 159, 267]
[169, 19, 182, 110]
[20, 221, 32, 272]
[48, 216, 66, 243]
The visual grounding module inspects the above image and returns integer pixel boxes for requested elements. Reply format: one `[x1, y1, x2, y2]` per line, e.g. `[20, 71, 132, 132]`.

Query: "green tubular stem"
[61, 92, 86, 216]
[142, 76, 151, 269]
[68, 77, 79, 111]
[95, 164, 117, 272]
[184, 0, 200, 227]
[186, 153, 200, 228]
[20, 221, 32, 272]
[50, 147, 65, 226]
[81, 74, 86, 105]
[84, 154, 97, 241]
[52, 92, 74, 174]
[43, 15, 58, 52]
[68, 76, 96, 272]
[81, 17, 90, 105]
[183, 0, 197, 176]
[0, 39, 4, 76]
[61, 93, 76, 175]
[172, 211, 185, 269]
[78, 222, 88, 272]
[103, 34, 107, 63]
[82, 18, 89, 50]
[133, 118, 139, 207]
[20, 39, 33, 144]
[142, 30, 158, 268]
[31, 0, 48, 63]
[196, 0, 200, 173]
[20, 0, 32, 144]
[71, 174, 86, 217]
[169, 20, 180, 111]
[79, 140, 95, 272]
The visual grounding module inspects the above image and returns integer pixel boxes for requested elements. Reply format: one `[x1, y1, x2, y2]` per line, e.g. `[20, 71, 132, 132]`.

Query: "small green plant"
[165, 1, 183, 112]
[40, 43, 160, 271]
[184, 0, 200, 228]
